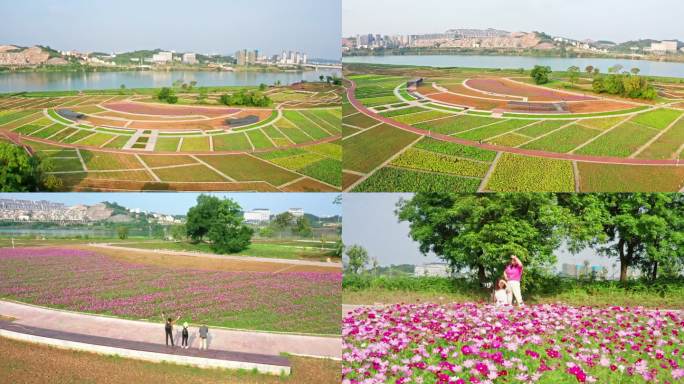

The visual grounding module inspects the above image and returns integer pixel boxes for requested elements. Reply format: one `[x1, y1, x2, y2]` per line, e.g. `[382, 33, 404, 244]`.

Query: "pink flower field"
[0, 247, 341, 335]
[342, 303, 684, 384]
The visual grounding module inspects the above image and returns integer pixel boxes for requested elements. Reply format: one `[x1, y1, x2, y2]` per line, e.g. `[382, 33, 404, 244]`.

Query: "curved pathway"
[0, 300, 341, 359]
[347, 80, 682, 166]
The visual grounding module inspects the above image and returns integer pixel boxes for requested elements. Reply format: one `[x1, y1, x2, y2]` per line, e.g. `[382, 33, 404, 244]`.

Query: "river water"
[0, 69, 341, 93]
[343, 55, 684, 78]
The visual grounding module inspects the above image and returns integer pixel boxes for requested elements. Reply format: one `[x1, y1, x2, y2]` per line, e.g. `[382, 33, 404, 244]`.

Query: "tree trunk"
[618, 239, 628, 284]
[477, 265, 486, 286]
[651, 261, 658, 281]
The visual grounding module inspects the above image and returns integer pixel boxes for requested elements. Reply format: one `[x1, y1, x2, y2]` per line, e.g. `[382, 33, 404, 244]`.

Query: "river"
[0, 69, 342, 93]
[343, 55, 684, 78]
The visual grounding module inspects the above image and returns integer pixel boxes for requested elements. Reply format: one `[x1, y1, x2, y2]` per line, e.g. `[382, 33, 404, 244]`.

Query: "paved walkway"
[0, 300, 341, 359]
[91, 243, 342, 268]
[346, 80, 682, 166]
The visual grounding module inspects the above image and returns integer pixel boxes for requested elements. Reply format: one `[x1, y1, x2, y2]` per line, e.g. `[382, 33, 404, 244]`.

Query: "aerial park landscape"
[0, 81, 342, 192]
[342, 63, 684, 192]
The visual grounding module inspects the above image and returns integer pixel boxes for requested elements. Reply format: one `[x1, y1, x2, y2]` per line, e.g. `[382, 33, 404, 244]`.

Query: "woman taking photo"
[504, 255, 524, 306]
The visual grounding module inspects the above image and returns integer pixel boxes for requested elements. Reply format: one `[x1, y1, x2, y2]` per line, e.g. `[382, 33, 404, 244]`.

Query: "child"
[493, 279, 509, 306]
[181, 322, 189, 349]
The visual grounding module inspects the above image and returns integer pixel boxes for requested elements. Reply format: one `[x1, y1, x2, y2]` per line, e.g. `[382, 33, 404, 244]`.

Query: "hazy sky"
[343, 0, 682, 43]
[342, 194, 620, 276]
[1, 193, 341, 217]
[0, 0, 341, 59]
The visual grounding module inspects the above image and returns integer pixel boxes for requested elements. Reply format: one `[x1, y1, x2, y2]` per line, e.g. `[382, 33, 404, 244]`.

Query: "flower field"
[0, 247, 341, 335]
[342, 303, 684, 383]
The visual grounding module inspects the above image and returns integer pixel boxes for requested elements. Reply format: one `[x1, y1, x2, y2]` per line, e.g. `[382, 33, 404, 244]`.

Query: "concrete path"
[91, 243, 342, 268]
[0, 300, 341, 360]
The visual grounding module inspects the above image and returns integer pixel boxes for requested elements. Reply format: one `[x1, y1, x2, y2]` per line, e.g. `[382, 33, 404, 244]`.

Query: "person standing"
[181, 322, 190, 349]
[504, 255, 524, 306]
[199, 324, 209, 351]
[161, 312, 181, 347]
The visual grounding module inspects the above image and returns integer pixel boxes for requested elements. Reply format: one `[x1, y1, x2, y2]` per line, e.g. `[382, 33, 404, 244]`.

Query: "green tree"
[259, 226, 275, 238]
[558, 193, 684, 283]
[185, 195, 222, 242]
[273, 212, 295, 230]
[170, 224, 187, 241]
[530, 65, 552, 85]
[397, 193, 568, 285]
[295, 216, 312, 237]
[584, 65, 594, 75]
[567, 66, 580, 86]
[0, 143, 62, 192]
[333, 240, 344, 258]
[630, 67, 640, 75]
[259, 83, 267, 91]
[207, 198, 254, 254]
[608, 64, 623, 74]
[197, 88, 208, 104]
[117, 226, 129, 240]
[345, 245, 369, 274]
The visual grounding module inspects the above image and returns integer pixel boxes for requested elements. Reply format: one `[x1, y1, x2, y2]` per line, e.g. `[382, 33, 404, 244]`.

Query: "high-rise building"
[182, 52, 197, 64]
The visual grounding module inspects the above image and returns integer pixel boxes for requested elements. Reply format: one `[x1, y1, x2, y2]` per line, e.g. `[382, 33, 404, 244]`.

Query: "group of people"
[162, 312, 209, 350]
[492, 255, 525, 306]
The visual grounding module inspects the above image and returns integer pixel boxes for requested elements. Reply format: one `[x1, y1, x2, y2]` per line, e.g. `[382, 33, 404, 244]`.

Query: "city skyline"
[0, 193, 342, 217]
[0, 0, 341, 60]
[342, 0, 683, 43]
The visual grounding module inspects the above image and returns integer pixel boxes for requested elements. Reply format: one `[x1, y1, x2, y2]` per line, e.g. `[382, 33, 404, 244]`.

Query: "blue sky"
[0, 193, 341, 217]
[0, 0, 341, 59]
[342, 194, 619, 276]
[343, 0, 683, 43]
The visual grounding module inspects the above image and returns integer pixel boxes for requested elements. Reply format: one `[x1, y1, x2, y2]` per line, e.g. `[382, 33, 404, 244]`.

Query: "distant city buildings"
[288, 208, 305, 218]
[244, 208, 272, 224]
[650, 40, 679, 54]
[151, 51, 173, 64]
[414, 263, 452, 278]
[0, 199, 112, 223]
[182, 52, 197, 64]
[235, 48, 308, 66]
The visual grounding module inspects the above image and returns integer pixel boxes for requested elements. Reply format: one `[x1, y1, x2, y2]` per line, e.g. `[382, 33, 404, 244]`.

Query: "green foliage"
[295, 216, 312, 237]
[219, 90, 272, 107]
[567, 65, 580, 86]
[117, 226, 129, 240]
[345, 245, 369, 274]
[156, 87, 178, 104]
[206, 199, 253, 254]
[592, 73, 657, 99]
[170, 224, 186, 241]
[186, 195, 221, 242]
[0, 143, 61, 192]
[397, 193, 570, 284]
[530, 65, 552, 85]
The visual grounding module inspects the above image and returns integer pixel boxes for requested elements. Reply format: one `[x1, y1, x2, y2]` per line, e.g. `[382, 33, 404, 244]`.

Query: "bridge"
[303, 63, 342, 70]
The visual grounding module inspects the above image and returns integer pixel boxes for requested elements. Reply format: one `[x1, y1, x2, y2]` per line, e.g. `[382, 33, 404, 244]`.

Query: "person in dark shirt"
[199, 324, 209, 350]
[181, 322, 190, 349]
[161, 312, 181, 347]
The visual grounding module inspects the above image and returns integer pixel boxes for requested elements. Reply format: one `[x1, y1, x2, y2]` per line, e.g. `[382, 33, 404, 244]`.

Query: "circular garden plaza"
[343, 65, 684, 192]
[0, 83, 341, 192]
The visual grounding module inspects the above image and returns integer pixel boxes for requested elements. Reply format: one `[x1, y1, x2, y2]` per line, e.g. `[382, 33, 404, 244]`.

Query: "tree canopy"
[185, 195, 253, 254]
[0, 143, 62, 192]
[530, 65, 552, 85]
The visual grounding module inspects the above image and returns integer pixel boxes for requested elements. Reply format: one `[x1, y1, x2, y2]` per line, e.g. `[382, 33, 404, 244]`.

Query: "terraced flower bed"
[343, 303, 684, 384]
[0, 247, 341, 335]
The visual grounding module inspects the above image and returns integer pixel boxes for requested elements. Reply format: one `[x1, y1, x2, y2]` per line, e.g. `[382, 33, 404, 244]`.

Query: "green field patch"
[246, 129, 274, 149]
[454, 119, 533, 141]
[516, 120, 572, 137]
[299, 158, 341, 187]
[635, 118, 684, 159]
[486, 132, 532, 147]
[75, 133, 116, 147]
[61, 130, 95, 144]
[425, 103, 464, 113]
[152, 137, 179, 152]
[574, 122, 660, 158]
[274, 122, 311, 144]
[357, 95, 401, 107]
[256, 148, 308, 160]
[305, 142, 342, 160]
[153, 164, 226, 182]
[575, 116, 626, 130]
[380, 106, 427, 117]
[343, 124, 419, 173]
[302, 109, 340, 132]
[138, 155, 197, 168]
[629, 108, 682, 130]
[179, 136, 210, 152]
[269, 152, 325, 170]
[391, 148, 490, 178]
[503, 106, 649, 119]
[47, 127, 79, 143]
[49, 158, 85, 172]
[30, 123, 68, 139]
[522, 124, 601, 153]
[102, 135, 132, 149]
[80, 150, 143, 171]
[283, 110, 329, 139]
[486, 153, 575, 192]
[578, 162, 684, 192]
[212, 133, 252, 151]
[343, 111, 381, 129]
[414, 137, 497, 162]
[415, 115, 499, 135]
[197, 154, 300, 185]
[46, 109, 75, 125]
[392, 110, 451, 125]
[0, 110, 38, 125]
[95, 127, 134, 135]
[353, 167, 480, 192]
[13, 124, 47, 135]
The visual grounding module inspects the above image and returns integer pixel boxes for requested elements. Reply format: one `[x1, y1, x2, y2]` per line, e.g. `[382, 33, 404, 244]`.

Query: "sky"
[342, 194, 622, 277]
[342, 0, 683, 43]
[0, 193, 342, 217]
[0, 0, 341, 59]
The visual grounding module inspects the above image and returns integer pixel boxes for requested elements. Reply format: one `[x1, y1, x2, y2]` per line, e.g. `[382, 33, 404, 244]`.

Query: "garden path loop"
[0, 300, 341, 359]
[346, 80, 682, 166]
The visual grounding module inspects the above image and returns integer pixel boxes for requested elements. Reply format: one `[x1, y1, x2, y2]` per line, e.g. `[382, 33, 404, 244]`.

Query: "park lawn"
[0, 337, 340, 384]
[521, 124, 601, 153]
[486, 153, 575, 192]
[212, 133, 252, 151]
[196, 154, 300, 186]
[629, 108, 682, 129]
[153, 137, 180, 152]
[79, 150, 144, 171]
[390, 148, 491, 178]
[454, 119, 534, 141]
[75, 132, 117, 147]
[577, 162, 684, 192]
[415, 115, 499, 135]
[246, 129, 275, 150]
[574, 122, 660, 157]
[636, 118, 684, 159]
[352, 167, 481, 193]
[516, 119, 572, 137]
[102, 135, 132, 149]
[179, 136, 211, 152]
[414, 137, 498, 162]
[343, 124, 419, 173]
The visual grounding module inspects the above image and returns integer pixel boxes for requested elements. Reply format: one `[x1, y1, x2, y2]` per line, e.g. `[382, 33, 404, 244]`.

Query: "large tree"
[0, 143, 61, 191]
[207, 198, 253, 254]
[186, 195, 223, 242]
[530, 65, 552, 85]
[397, 193, 568, 285]
[559, 193, 684, 283]
[345, 245, 369, 275]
